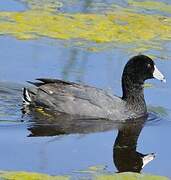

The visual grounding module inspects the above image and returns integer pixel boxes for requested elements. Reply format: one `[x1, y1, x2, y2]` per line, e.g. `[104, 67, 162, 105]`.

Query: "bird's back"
[24, 79, 130, 120]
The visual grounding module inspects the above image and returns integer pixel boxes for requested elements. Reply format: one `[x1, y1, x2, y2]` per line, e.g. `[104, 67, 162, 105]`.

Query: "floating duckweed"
[95, 172, 169, 180]
[21, 0, 63, 12]
[0, 171, 69, 180]
[144, 83, 153, 88]
[0, 170, 168, 180]
[128, 0, 171, 14]
[0, 11, 171, 44]
[1, 0, 171, 52]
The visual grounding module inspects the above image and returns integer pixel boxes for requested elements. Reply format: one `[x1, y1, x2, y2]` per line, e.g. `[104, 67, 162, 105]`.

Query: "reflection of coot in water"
[22, 55, 165, 121]
[27, 112, 119, 137]
[113, 117, 155, 172]
[27, 112, 155, 172]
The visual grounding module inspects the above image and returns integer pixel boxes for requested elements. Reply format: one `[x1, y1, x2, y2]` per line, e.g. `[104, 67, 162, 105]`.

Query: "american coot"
[22, 55, 166, 120]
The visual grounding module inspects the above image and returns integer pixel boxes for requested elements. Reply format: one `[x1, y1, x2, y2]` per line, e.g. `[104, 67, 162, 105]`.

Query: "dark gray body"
[26, 79, 143, 121]
[23, 55, 165, 121]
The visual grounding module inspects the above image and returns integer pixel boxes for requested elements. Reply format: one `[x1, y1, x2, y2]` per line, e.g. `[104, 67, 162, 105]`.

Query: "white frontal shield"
[153, 65, 166, 83]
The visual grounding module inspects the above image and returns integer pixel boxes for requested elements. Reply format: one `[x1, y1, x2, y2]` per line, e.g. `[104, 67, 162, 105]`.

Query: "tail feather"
[22, 88, 32, 105]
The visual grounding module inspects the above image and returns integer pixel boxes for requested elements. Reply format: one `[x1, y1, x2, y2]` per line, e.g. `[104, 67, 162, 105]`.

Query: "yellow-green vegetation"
[128, 0, 171, 14]
[0, 0, 171, 52]
[144, 83, 153, 88]
[0, 171, 169, 180]
[95, 172, 169, 180]
[0, 171, 69, 180]
[76, 166, 169, 180]
[0, 9, 171, 42]
[148, 106, 168, 116]
[22, 0, 63, 12]
[75, 165, 106, 174]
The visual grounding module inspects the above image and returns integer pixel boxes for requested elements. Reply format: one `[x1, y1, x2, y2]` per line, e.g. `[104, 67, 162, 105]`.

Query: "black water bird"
[22, 55, 165, 120]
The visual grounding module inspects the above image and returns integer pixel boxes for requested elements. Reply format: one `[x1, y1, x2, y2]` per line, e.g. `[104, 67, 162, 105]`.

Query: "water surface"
[0, 0, 171, 178]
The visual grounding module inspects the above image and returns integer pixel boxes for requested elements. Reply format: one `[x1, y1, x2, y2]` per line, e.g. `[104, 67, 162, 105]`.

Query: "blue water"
[0, 0, 171, 178]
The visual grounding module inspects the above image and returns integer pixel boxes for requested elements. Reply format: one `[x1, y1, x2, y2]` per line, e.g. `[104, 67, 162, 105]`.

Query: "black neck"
[122, 75, 146, 113]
